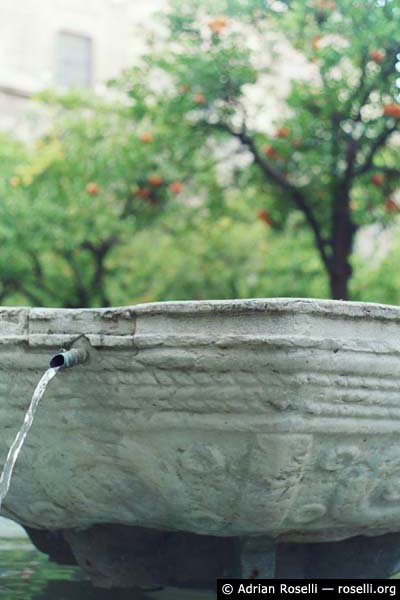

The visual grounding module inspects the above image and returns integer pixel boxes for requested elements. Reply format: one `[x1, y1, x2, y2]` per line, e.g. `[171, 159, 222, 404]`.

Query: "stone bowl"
[1, 298, 400, 543]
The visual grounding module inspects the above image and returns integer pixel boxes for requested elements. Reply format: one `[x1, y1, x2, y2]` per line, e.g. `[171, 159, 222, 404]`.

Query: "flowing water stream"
[0, 367, 58, 511]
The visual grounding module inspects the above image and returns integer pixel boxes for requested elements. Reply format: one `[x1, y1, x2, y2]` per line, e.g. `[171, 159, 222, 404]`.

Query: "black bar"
[217, 579, 399, 599]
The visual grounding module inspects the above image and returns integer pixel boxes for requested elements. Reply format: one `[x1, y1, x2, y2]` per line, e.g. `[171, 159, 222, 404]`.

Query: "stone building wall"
[0, 0, 163, 138]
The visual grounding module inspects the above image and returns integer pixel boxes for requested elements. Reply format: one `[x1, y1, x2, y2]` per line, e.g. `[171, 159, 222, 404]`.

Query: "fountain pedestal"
[239, 537, 276, 579]
[24, 525, 400, 585]
[2, 299, 400, 585]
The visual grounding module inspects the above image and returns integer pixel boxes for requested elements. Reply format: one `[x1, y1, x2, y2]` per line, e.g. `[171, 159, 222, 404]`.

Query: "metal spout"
[49, 347, 88, 369]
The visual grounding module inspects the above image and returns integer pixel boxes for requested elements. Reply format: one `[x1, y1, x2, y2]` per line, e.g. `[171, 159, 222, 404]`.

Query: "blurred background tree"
[138, 0, 400, 300]
[0, 0, 399, 306]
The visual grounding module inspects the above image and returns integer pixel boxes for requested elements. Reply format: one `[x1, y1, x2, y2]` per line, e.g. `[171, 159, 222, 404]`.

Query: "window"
[56, 32, 92, 89]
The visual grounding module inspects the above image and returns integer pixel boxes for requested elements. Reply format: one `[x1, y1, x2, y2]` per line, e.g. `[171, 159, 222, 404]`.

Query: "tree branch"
[203, 120, 331, 269]
[27, 250, 58, 302]
[355, 122, 398, 176]
[0, 278, 16, 303]
[349, 46, 399, 123]
[82, 236, 117, 306]
[342, 138, 359, 189]
[374, 166, 400, 177]
[0, 268, 51, 306]
[60, 249, 90, 307]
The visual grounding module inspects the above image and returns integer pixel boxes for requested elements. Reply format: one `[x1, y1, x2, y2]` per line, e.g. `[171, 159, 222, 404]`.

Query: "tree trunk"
[329, 267, 351, 300]
[329, 191, 355, 301]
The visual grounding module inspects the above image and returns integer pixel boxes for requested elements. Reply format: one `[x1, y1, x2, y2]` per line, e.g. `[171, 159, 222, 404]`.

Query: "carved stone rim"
[2, 297, 400, 320]
[131, 298, 400, 320]
[2, 298, 400, 348]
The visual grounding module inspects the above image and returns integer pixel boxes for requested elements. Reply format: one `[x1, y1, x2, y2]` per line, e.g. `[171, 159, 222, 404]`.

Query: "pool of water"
[0, 519, 213, 600]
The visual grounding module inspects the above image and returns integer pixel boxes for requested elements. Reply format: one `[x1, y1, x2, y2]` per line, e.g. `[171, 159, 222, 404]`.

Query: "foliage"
[0, 94, 225, 307]
[0, 118, 326, 306]
[137, 0, 400, 299]
[116, 207, 327, 303]
[352, 226, 400, 305]
[0, 0, 399, 307]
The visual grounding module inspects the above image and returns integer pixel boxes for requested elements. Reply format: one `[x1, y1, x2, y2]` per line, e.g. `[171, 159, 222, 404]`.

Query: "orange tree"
[1, 90, 323, 308]
[1, 0, 400, 306]
[134, 0, 400, 299]
[0, 93, 223, 307]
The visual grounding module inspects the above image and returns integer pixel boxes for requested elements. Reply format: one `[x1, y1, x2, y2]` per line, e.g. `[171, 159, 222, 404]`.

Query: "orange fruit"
[86, 182, 100, 195]
[276, 126, 290, 138]
[371, 173, 385, 187]
[139, 131, 153, 143]
[369, 49, 385, 63]
[193, 93, 206, 105]
[208, 17, 228, 34]
[384, 198, 398, 213]
[169, 181, 184, 194]
[383, 104, 400, 119]
[136, 187, 152, 199]
[261, 145, 279, 159]
[147, 174, 163, 187]
[257, 209, 273, 226]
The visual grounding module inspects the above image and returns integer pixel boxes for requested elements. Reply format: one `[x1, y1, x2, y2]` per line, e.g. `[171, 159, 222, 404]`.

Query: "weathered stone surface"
[2, 298, 400, 542]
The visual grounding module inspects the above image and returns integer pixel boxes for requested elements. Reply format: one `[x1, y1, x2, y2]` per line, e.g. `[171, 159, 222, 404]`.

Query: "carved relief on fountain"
[330, 442, 400, 528]
[277, 437, 400, 540]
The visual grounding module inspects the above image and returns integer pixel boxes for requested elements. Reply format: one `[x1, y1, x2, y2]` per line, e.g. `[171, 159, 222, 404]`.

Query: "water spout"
[49, 347, 88, 370]
[0, 342, 89, 512]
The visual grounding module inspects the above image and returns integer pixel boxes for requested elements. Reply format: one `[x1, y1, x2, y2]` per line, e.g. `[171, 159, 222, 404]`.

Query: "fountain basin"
[1, 298, 400, 544]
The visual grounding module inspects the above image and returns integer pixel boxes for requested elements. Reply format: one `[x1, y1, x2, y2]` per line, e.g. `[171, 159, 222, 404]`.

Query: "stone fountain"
[2, 298, 400, 586]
